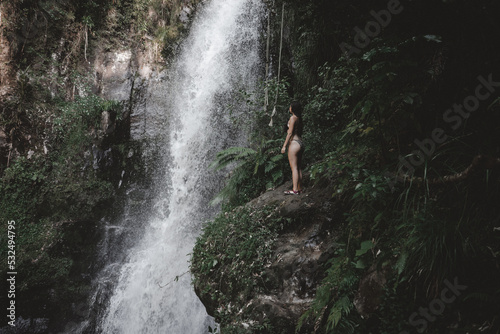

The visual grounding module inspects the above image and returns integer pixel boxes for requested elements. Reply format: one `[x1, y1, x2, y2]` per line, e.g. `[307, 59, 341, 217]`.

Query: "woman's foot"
[284, 190, 301, 195]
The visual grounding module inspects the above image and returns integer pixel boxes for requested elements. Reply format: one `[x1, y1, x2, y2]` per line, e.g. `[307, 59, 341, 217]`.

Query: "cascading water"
[88, 0, 265, 333]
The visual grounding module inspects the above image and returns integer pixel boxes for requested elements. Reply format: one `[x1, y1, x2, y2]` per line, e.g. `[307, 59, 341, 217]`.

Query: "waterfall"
[86, 0, 264, 333]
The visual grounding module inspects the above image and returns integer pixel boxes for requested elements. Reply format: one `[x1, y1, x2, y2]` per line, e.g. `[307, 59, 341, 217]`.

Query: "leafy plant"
[191, 206, 287, 332]
[394, 210, 475, 296]
[297, 249, 361, 334]
[209, 139, 288, 206]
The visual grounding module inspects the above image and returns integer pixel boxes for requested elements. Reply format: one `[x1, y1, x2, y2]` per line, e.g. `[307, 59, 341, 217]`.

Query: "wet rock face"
[94, 48, 138, 139]
[0, 317, 49, 334]
[246, 218, 339, 333]
[199, 177, 345, 332]
[0, 2, 16, 99]
[195, 174, 394, 332]
[354, 264, 389, 318]
[96, 50, 135, 102]
[93, 48, 168, 141]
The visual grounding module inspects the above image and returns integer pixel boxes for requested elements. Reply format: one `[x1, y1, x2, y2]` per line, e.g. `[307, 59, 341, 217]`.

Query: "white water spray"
[96, 0, 264, 333]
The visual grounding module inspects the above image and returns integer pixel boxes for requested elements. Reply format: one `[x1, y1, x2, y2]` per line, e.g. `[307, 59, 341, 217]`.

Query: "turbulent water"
[79, 0, 265, 333]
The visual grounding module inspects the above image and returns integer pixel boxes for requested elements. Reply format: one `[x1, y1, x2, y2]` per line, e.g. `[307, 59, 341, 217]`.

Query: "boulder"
[353, 264, 390, 318]
[199, 177, 346, 332]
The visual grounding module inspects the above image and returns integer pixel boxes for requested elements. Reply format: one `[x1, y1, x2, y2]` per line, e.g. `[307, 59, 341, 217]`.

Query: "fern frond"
[262, 138, 283, 150]
[209, 147, 256, 170]
[271, 170, 283, 183]
[463, 292, 497, 303]
[270, 154, 285, 162]
[264, 161, 275, 174]
[327, 296, 354, 332]
[395, 252, 407, 276]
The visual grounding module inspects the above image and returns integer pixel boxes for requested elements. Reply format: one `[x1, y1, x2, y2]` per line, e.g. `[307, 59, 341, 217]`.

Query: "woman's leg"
[288, 141, 301, 192]
[297, 146, 303, 191]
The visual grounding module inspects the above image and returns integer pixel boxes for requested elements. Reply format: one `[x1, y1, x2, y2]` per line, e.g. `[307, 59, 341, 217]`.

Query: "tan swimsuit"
[287, 119, 304, 150]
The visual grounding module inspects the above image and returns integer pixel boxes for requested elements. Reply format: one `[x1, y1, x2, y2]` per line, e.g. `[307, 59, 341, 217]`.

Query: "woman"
[281, 102, 304, 195]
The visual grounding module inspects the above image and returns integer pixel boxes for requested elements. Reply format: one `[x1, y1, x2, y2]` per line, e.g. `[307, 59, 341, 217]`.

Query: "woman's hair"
[290, 101, 303, 136]
[290, 101, 303, 119]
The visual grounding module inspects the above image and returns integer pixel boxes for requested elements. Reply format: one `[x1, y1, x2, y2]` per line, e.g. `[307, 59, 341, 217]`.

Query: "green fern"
[209, 147, 257, 171]
[209, 139, 288, 206]
[297, 254, 360, 333]
[327, 295, 354, 331]
[463, 288, 500, 303]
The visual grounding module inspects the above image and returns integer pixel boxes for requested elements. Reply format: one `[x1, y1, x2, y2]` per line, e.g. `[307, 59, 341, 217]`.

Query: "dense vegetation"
[0, 0, 197, 328]
[191, 206, 291, 333]
[0, 2, 123, 325]
[2, 0, 499, 332]
[192, 0, 500, 333]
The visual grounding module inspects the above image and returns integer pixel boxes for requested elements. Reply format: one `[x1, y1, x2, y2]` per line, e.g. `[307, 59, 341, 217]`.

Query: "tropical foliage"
[191, 206, 289, 333]
[195, 0, 500, 332]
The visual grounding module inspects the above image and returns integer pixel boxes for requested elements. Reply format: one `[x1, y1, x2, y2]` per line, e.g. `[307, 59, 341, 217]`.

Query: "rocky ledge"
[193, 176, 350, 333]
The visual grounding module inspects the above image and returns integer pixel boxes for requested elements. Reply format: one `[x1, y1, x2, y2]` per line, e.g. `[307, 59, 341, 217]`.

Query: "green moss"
[191, 205, 290, 332]
[0, 71, 118, 320]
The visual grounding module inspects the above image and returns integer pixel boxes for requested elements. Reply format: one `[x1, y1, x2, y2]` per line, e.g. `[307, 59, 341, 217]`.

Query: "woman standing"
[281, 102, 304, 195]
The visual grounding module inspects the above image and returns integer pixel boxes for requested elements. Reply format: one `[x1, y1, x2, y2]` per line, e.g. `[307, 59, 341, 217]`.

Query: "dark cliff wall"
[0, 0, 200, 331]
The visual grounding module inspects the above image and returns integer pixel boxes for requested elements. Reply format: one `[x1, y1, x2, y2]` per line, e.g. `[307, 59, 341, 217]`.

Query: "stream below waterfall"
[72, 0, 265, 332]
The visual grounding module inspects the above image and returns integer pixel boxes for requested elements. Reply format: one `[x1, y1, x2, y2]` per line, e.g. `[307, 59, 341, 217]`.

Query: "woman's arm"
[281, 116, 297, 153]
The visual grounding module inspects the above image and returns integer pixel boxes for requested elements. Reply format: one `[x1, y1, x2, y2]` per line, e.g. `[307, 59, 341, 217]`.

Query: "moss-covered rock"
[191, 176, 347, 333]
[0, 0, 202, 330]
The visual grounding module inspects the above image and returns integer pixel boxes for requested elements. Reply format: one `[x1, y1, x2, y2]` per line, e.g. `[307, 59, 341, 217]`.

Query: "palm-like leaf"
[209, 147, 257, 171]
[209, 138, 288, 205]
